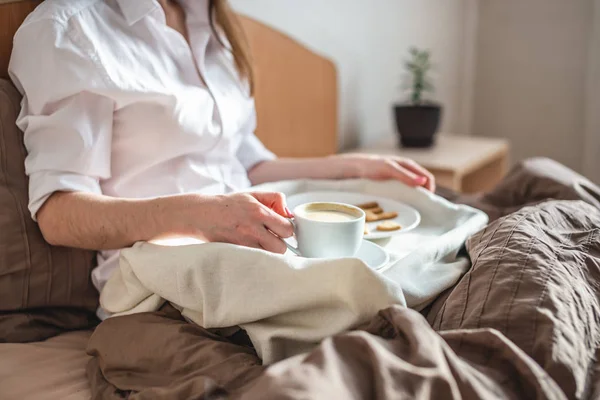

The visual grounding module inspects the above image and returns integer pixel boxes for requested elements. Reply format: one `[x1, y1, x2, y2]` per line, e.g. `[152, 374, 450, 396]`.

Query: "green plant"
[404, 47, 434, 105]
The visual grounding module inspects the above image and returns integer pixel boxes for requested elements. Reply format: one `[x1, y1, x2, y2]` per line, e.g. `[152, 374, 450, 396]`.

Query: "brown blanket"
[87, 158, 600, 400]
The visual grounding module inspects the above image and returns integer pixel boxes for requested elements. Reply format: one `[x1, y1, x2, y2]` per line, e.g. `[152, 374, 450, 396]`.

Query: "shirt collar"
[179, 0, 211, 24]
[116, 0, 159, 26]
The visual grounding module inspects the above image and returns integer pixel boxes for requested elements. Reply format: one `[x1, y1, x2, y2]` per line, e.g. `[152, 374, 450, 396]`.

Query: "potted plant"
[394, 47, 442, 148]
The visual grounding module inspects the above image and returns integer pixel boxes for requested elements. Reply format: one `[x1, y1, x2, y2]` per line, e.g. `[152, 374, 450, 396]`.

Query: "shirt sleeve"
[9, 19, 114, 221]
[235, 104, 276, 171]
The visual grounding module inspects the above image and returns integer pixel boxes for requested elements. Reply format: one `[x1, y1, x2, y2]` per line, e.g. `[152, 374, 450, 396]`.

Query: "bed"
[2, 1, 600, 400]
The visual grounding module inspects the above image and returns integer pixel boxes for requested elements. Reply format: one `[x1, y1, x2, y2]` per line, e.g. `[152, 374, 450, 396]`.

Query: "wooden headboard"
[0, 0, 338, 157]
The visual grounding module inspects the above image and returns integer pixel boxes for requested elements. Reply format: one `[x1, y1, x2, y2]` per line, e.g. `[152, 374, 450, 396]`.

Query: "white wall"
[583, 0, 600, 183]
[472, 0, 594, 172]
[231, 0, 476, 149]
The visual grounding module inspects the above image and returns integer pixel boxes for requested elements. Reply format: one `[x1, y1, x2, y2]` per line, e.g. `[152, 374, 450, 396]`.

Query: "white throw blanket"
[101, 179, 488, 364]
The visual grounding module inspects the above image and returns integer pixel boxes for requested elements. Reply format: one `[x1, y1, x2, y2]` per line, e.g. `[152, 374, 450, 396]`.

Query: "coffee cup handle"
[283, 218, 301, 256]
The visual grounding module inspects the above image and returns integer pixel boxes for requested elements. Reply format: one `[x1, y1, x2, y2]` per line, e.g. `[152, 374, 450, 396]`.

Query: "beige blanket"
[100, 180, 487, 364]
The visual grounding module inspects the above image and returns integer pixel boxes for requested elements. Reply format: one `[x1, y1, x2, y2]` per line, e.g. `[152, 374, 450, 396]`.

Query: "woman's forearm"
[248, 154, 436, 192]
[248, 157, 356, 185]
[35, 190, 295, 254]
[36, 192, 189, 250]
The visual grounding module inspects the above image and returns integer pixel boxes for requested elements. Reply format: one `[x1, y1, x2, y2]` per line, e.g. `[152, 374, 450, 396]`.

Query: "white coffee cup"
[285, 202, 366, 258]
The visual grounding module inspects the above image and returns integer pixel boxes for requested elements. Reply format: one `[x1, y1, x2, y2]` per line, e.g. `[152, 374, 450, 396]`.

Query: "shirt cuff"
[28, 171, 102, 221]
[237, 134, 276, 171]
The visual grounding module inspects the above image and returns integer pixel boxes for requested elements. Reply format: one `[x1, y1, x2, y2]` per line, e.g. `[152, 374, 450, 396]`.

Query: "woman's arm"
[37, 191, 293, 252]
[248, 157, 349, 183]
[248, 154, 436, 191]
[37, 192, 173, 250]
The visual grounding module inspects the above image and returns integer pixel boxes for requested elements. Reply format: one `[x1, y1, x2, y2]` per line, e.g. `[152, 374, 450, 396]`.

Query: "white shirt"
[8, 0, 275, 306]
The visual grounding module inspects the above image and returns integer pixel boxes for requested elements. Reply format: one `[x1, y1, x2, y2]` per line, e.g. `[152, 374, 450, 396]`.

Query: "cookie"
[364, 225, 369, 235]
[365, 210, 380, 222]
[370, 207, 383, 214]
[376, 221, 402, 232]
[358, 201, 379, 210]
[375, 211, 398, 222]
[366, 210, 398, 222]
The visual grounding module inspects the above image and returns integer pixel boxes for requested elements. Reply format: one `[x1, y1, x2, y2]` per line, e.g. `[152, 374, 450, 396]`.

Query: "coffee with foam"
[301, 210, 357, 223]
[286, 202, 366, 258]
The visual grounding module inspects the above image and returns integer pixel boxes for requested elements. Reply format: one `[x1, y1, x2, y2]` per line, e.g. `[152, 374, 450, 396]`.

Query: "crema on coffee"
[302, 210, 357, 222]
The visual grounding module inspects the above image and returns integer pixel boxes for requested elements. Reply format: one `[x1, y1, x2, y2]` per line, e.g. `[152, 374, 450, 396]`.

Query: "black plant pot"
[394, 104, 442, 148]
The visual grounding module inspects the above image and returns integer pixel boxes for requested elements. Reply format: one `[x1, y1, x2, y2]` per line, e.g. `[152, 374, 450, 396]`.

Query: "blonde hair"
[209, 0, 254, 95]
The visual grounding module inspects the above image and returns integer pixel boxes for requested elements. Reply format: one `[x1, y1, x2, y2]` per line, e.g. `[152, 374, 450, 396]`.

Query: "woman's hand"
[248, 155, 435, 192]
[335, 154, 436, 192]
[171, 192, 294, 254]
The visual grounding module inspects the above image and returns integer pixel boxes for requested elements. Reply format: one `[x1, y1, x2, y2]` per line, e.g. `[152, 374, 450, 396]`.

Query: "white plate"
[287, 191, 421, 240]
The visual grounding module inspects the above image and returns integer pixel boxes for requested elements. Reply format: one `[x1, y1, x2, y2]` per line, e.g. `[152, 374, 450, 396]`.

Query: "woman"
[9, 0, 434, 316]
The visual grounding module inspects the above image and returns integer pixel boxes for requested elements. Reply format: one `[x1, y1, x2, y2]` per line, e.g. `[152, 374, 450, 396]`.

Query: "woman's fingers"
[261, 206, 294, 239]
[237, 219, 289, 254]
[223, 192, 293, 254]
[385, 161, 423, 187]
[251, 192, 294, 247]
[258, 228, 288, 254]
[398, 159, 436, 192]
[251, 192, 292, 217]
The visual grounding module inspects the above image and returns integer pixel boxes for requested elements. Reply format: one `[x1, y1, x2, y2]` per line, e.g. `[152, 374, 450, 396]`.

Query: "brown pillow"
[0, 79, 99, 342]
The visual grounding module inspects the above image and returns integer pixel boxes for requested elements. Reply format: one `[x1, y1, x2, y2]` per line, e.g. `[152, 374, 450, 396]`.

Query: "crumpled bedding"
[1, 158, 599, 400]
[84, 158, 600, 400]
[428, 200, 600, 399]
[0, 330, 92, 400]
